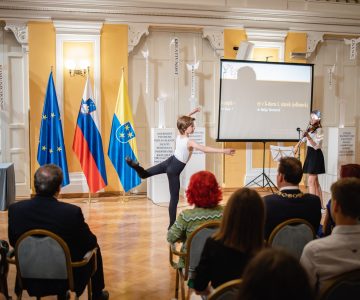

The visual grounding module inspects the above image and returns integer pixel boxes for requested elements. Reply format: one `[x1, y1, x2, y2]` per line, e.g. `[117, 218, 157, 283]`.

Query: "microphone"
[296, 127, 301, 132]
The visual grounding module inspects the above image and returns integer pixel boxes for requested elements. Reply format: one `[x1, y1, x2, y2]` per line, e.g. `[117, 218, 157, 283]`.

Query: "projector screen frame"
[216, 59, 314, 142]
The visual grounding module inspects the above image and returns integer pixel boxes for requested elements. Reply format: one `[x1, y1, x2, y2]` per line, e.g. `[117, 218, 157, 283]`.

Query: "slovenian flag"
[73, 77, 107, 192]
[108, 71, 141, 192]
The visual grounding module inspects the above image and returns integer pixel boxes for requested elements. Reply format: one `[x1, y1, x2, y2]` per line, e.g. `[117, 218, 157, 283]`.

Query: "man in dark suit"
[264, 157, 322, 240]
[8, 164, 109, 300]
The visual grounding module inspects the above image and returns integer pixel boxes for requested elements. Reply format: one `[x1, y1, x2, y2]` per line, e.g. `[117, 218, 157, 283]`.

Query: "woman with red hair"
[167, 170, 223, 268]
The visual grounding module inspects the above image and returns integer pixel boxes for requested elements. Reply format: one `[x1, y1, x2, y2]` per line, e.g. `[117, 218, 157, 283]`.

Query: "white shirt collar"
[279, 185, 300, 191]
[332, 224, 360, 234]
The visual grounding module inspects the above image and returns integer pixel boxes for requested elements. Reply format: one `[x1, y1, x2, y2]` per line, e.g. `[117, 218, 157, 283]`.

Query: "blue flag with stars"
[37, 71, 70, 186]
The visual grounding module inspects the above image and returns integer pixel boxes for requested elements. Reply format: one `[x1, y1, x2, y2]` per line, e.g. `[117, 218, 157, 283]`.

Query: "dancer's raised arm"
[188, 107, 201, 116]
[188, 139, 235, 155]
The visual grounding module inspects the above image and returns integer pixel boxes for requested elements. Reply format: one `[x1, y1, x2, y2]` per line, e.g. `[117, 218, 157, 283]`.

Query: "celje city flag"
[37, 71, 70, 186]
[73, 77, 108, 192]
[108, 72, 141, 192]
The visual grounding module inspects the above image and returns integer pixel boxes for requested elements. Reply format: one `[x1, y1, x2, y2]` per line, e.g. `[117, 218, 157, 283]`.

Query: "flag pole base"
[82, 192, 99, 204]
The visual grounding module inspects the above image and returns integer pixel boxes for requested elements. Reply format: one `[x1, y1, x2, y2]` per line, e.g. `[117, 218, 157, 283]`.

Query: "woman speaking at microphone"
[294, 110, 325, 208]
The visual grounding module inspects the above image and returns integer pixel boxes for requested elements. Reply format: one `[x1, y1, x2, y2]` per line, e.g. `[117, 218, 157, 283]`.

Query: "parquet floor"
[0, 188, 328, 300]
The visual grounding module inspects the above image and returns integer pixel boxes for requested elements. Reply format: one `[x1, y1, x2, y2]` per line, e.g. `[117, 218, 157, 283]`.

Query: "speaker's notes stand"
[270, 145, 295, 162]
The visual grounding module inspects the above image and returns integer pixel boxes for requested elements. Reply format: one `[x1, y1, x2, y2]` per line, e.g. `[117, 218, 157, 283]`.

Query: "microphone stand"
[296, 127, 301, 160]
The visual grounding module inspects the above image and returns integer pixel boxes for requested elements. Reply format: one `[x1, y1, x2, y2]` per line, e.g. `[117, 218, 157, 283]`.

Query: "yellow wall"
[101, 24, 128, 192]
[224, 29, 247, 59]
[252, 48, 279, 62]
[285, 32, 307, 63]
[222, 29, 307, 188]
[29, 22, 56, 190]
[28, 23, 129, 192]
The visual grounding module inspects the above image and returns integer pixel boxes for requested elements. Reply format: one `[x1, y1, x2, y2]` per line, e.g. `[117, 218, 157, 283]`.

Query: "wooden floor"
[0, 188, 329, 300]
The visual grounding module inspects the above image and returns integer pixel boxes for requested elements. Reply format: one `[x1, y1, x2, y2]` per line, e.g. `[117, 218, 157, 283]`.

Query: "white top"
[300, 224, 360, 290]
[301, 127, 323, 150]
[174, 135, 191, 163]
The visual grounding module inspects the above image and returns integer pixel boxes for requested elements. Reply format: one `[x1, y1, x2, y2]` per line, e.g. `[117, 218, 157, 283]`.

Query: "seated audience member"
[300, 177, 360, 290]
[194, 188, 264, 295]
[263, 157, 322, 240]
[238, 248, 314, 300]
[167, 170, 223, 268]
[8, 164, 109, 300]
[322, 164, 360, 236]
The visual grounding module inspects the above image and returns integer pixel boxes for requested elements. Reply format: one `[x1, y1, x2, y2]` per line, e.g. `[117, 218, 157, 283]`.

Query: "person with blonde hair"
[194, 188, 265, 295]
[126, 107, 235, 228]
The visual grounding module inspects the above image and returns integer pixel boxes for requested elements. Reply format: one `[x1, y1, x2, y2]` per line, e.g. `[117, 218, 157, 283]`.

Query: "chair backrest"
[0, 240, 9, 297]
[318, 269, 360, 300]
[208, 279, 242, 300]
[15, 229, 74, 289]
[340, 164, 360, 178]
[184, 221, 220, 280]
[268, 218, 315, 260]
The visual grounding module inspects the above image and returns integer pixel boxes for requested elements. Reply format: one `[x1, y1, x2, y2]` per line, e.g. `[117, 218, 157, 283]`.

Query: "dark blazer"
[263, 189, 322, 240]
[8, 195, 104, 296]
[194, 237, 252, 291]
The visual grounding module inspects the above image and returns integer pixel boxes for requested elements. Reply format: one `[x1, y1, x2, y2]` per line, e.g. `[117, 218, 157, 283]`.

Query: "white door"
[0, 27, 30, 197]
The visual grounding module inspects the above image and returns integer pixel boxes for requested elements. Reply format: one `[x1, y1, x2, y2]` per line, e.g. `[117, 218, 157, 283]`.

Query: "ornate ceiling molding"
[128, 24, 149, 54]
[1, 1, 360, 35]
[202, 27, 224, 57]
[4, 20, 28, 46]
[306, 32, 324, 58]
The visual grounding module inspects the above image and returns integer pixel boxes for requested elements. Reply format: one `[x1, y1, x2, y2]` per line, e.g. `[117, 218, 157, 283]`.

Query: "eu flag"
[37, 71, 70, 186]
[108, 72, 141, 192]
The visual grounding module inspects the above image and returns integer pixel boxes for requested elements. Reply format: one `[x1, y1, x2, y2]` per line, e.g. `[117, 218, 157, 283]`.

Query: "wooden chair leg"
[0, 277, 10, 300]
[175, 269, 180, 299]
[87, 279, 93, 300]
[179, 271, 185, 300]
[16, 290, 22, 300]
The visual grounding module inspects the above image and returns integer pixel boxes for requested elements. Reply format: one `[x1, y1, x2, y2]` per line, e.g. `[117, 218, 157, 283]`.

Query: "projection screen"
[217, 59, 314, 142]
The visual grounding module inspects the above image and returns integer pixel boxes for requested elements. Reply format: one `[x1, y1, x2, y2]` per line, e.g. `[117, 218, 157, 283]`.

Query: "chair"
[318, 269, 360, 300]
[268, 218, 316, 260]
[8, 229, 97, 300]
[208, 279, 242, 300]
[169, 221, 221, 300]
[0, 240, 9, 299]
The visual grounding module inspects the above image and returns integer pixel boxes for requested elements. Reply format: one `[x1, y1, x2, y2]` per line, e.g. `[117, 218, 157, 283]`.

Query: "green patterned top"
[167, 205, 224, 268]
